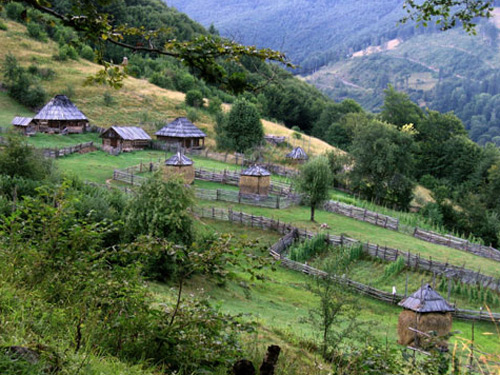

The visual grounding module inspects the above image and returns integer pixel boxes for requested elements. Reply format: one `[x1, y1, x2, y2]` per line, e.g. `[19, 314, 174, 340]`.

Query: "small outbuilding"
[239, 165, 271, 196]
[155, 117, 206, 149]
[11, 116, 34, 135]
[32, 95, 88, 134]
[100, 126, 151, 153]
[397, 284, 454, 350]
[163, 152, 195, 184]
[286, 146, 308, 164]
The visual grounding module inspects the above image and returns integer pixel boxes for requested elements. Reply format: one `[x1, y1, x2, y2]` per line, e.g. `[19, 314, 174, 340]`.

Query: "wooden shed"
[397, 284, 454, 350]
[11, 116, 34, 135]
[32, 95, 88, 134]
[239, 165, 271, 196]
[163, 152, 195, 184]
[286, 146, 308, 164]
[100, 126, 151, 153]
[155, 117, 206, 149]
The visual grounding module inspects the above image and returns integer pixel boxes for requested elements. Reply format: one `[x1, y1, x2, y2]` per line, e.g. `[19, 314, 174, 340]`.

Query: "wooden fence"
[414, 228, 500, 262]
[42, 141, 95, 158]
[192, 206, 500, 323]
[195, 188, 300, 209]
[324, 200, 399, 231]
[192, 207, 500, 292]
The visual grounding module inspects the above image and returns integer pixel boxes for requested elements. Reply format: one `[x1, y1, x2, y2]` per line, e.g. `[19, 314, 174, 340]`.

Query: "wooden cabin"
[163, 152, 195, 184]
[286, 146, 309, 164]
[32, 95, 88, 134]
[11, 116, 34, 135]
[100, 126, 151, 153]
[239, 165, 271, 196]
[397, 284, 454, 350]
[155, 117, 206, 149]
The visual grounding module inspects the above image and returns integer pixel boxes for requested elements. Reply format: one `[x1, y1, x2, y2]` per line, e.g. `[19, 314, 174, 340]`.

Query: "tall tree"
[296, 156, 333, 222]
[380, 85, 424, 128]
[350, 120, 416, 209]
[216, 99, 264, 152]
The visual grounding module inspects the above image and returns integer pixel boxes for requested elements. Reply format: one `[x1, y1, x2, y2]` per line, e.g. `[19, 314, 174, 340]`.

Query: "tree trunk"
[310, 205, 315, 222]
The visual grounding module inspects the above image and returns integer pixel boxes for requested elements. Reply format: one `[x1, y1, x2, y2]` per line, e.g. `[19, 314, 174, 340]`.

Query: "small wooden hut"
[100, 126, 151, 153]
[397, 284, 454, 350]
[163, 152, 195, 184]
[32, 95, 88, 134]
[286, 146, 308, 164]
[11, 116, 34, 135]
[155, 117, 206, 149]
[239, 165, 271, 196]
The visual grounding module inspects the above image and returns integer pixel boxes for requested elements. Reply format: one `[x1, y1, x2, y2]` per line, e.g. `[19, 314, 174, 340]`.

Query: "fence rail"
[324, 200, 399, 231]
[195, 188, 299, 209]
[42, 141, 95, 158]
[192, 206, 500, 323]
[191, 207, 500, 292]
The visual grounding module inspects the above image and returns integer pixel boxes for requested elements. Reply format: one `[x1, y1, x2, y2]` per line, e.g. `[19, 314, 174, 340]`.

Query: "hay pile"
[397, 310, 453, 348]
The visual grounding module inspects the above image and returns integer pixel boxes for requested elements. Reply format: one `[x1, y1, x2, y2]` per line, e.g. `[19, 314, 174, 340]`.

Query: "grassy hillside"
[0, 20, 337, 155]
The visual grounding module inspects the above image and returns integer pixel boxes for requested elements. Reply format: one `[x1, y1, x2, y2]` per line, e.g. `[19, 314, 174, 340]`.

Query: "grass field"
[162, 218, 500, 354]
[25, 132, 101, 148]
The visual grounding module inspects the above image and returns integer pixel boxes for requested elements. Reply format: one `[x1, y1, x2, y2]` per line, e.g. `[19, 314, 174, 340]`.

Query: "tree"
[185, 89, 204, 108]
[350, 120, 416, 209]
[296, 156, 333, 221]
[380, 85, 423, 129]
[216, 99, 264, 152]
[123, 174, 194, 244]
[3, 0, 292, 89]
[401, 0, 494, 33]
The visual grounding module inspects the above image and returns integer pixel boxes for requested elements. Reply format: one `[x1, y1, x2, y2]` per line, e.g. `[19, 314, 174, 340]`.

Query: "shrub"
[186, 108, 200, 122]
[149, 71, 174, 89]
[6, 2, 24, 22]
[103, 91, 116, 107]
[27, 65, 55, 80]
[55, 45, 78, 61]
[207, 97, 222, 114]
[382, 256, 405, 278]
[23, 84, 47, 108]
[292, 131, 302, 140]
[175, 72, 195, 92]
[0, 21, 7, 31]
[26, 22, 47, 42]
[185, 89, 204, 108]
[79, 45, 94, 61]
[289, 234, 328, 262]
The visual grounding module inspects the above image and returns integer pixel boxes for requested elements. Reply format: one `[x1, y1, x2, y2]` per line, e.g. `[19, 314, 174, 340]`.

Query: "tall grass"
[289, 234, 329, 263]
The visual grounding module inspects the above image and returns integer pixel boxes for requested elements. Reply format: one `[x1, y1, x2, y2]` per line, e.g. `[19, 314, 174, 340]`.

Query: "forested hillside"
[168, 0, 500, 145]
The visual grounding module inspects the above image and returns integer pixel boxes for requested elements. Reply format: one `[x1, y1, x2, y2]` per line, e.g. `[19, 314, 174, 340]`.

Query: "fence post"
[276, 196, 280, 209]
[217, 189, 220, 201]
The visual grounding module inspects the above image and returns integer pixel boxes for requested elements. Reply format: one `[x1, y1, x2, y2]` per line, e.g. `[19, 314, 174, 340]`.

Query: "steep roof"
[155, 117, 206, 138]
[11, 117, 33, 126]
[165, 152, 193, 166]
[102, 126, 151, 140]
[34, 95, 88, 121]
[286, 146, 309, 160]
[241, 165, 271, 177]
[398, 284, 455, 313]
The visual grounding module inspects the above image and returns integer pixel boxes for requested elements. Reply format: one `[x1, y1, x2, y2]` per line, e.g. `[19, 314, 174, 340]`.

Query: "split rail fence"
[192, 207, 500, 293]
[323, 199, 500, 263]
[42, 141, 95, 158]
[192, 206, 500, 323]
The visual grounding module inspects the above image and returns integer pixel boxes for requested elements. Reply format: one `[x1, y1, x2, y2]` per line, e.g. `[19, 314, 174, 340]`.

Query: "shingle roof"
[286, 146, 309, 160]
[241, 165, 271, 177]
[155, 117, 206, 138]
[102, 126, 152, 140]
[398, 284, 455, 313]
[34, 95, 88, 121]
[11, 117, 33, 126]
[165, 152, 193, 166]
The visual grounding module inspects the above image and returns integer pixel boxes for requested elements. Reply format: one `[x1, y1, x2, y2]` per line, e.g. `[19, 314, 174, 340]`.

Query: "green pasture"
[154, 218, 500, 354]
[26, 132, 101, 148]
[0, 92, 34, 129]
[196, 200, 500, 279]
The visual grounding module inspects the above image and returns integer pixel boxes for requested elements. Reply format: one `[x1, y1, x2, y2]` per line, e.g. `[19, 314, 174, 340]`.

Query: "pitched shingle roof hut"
[239, 165, 271, 196]
[155, 117, 206, 149]
[33, 95, 88, 134]
[100, 126, 151, 153]
[397, 284, 454, 349]
[11, 116, 34, 134]
[286, 146, 309, 164]
[163, 152, 195, 184]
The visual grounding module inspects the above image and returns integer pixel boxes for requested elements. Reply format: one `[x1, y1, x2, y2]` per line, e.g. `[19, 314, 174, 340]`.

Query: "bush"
[0, 21, 7, 31]
[23, 84, 47, 108]
[6, 2, 24, 22]
[79, 45, 94, 61]
[149, 71, 174, 89]
[185, 89, 204, 108]
[207, 97, 222, 114]
[186, 108, 200, 122]
[103, 91, 116, 107]
[289, 234, 328, 262]
[175, 72, 195, 92]
[26, 22, 47, 42]
[55, 45, 78, 61]
[27, 65, 55, 80]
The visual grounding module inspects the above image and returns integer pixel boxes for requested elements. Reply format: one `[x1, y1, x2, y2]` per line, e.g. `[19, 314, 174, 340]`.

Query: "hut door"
[110, 138, 118, 147]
